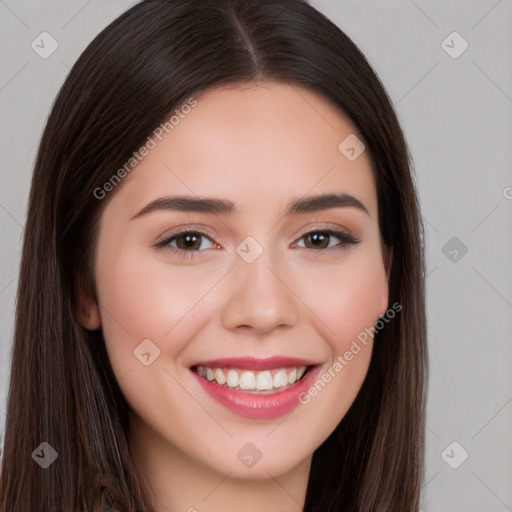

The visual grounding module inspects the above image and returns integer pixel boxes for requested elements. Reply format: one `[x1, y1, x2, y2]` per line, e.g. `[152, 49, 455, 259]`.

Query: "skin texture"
[78, 82, 390, 512]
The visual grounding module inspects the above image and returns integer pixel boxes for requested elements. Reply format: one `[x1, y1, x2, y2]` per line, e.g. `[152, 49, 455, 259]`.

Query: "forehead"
[108, 81, 377, 218]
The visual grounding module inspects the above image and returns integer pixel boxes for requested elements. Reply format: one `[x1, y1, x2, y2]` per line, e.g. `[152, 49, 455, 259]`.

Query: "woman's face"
[80, 82, 389, 482]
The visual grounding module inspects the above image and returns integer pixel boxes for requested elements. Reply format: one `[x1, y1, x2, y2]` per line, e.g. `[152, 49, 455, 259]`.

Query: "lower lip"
[191, 366, 321, 418]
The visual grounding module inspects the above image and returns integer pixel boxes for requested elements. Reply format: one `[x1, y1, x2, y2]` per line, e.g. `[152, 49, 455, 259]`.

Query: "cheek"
[94, 255, 216, 427]
[293, 251, 386, 440]
[95, 251, 218, 373]
[299, 249, 388, 352]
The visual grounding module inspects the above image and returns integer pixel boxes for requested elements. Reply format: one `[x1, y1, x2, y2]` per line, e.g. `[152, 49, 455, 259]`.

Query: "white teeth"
[195, 365, 309, 392]
[256, 371, 274, 390]
[226, 369, 239, 388]
[214, 368, 226, 385]
[273, 369, 288, 388]
[239, 371, 256, 390]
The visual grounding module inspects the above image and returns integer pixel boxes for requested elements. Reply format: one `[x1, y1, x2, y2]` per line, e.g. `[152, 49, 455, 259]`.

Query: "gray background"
[0, 1, 511, 510]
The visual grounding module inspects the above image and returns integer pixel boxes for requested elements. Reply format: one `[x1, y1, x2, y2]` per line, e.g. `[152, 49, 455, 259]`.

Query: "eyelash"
[154, 228, 360, 260]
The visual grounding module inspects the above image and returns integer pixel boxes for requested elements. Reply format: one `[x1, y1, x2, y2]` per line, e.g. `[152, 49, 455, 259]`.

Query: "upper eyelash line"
[153, 228, 361, 257]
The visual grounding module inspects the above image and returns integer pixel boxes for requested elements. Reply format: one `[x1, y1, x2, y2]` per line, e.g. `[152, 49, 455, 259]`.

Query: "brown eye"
[175, 233, 203, 250]
[155, 231, 215, 253]
[304, 231, 331, 249]
[297, 230, 360, 250]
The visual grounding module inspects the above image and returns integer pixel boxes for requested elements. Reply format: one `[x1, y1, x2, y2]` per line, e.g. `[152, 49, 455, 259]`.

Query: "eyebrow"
[131, 192, 370, 219]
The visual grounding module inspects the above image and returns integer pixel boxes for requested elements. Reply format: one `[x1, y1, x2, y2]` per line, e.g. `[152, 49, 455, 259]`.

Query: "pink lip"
[190, 361, 322, 419]
[191, 355, 318, 371]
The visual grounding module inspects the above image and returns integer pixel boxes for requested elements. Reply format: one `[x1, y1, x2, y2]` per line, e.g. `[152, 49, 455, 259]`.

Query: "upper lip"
[190, 356, 320, 371]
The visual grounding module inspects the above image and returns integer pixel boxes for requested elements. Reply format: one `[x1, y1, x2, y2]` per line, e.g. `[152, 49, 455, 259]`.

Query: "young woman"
[0, 1, 427, 511]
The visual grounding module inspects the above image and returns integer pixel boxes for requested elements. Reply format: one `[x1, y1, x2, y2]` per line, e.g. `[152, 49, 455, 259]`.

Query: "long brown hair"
[0, 1, 427, 510]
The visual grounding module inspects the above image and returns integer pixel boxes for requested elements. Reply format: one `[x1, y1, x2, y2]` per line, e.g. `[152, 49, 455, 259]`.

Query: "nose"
[220, 249, 300, 334]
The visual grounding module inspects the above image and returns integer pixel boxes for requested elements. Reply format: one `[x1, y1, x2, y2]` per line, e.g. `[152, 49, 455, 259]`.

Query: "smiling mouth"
[191, 365, 312, 394]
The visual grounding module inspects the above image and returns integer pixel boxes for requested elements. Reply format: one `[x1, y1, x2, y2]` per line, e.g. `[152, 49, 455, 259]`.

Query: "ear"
[378, 245, 393, 317]
[75, 284, 101, 330]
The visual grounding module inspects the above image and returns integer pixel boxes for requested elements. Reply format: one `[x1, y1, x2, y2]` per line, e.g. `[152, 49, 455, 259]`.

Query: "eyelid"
[293, 228, 360, 248]
[153, 226, 218, 248]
